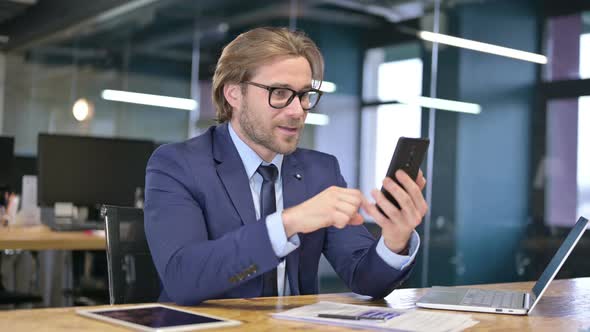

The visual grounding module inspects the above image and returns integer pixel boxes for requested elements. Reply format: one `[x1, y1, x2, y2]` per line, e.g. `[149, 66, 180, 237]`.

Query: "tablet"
[77, 304, 241, 331]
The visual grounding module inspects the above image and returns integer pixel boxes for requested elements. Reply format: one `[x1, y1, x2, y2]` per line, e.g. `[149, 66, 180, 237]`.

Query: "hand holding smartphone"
[377, 137, 430, 215]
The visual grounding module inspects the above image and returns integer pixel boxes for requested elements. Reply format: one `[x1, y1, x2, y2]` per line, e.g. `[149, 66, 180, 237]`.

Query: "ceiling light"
[313, 80, 337, 93]
[305, 113, 330, 126]
[72, 98, 94, 122]
[418, 31, 547, 64]
[101, 89, 197, 110]
[319, 81, 337, 93]
[393, 95, 481, 114]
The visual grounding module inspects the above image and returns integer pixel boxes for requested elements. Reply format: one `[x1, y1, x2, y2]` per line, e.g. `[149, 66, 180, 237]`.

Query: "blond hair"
[212, 27, 324, 123]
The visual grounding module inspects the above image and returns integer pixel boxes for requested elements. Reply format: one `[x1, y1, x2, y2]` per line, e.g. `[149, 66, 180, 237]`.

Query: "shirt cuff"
[265, 211, 300, 258]
[375, 230, 420, 270]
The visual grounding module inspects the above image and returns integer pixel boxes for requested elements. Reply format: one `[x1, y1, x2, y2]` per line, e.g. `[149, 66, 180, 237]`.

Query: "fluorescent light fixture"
[393, 95, 481, 114]
[101, 89, 197, 110]
[419, 31, 548, 64]
[9, 0, 38, 4]
[96, 0, 160, 23]
[313, 80, 337, 93]
[305, 112, 330, 126]
[319, 81, 337, 93]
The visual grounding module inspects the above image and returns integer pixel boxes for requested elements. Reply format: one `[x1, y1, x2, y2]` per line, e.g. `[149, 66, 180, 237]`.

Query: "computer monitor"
[11, 155, 37, 194]
[38, 134, 155, 207]
[0, 136, 14, 189]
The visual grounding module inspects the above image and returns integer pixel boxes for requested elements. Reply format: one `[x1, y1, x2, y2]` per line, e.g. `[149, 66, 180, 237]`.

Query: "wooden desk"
[0, 225, 105, 250]
[0, 225, 106, 306]
[2, 278, 589, 331]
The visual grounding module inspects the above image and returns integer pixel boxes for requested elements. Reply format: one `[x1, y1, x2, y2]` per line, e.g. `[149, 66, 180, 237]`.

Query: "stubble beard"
[239, 103, 302, 156]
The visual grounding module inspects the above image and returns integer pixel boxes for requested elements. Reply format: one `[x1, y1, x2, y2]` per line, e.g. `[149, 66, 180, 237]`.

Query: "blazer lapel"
[213, 124, 257, 225]
[282, 153, 307, 295]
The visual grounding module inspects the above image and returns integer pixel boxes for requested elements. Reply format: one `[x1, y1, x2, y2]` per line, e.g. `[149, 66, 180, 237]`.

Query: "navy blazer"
[144, 123, 413, 305]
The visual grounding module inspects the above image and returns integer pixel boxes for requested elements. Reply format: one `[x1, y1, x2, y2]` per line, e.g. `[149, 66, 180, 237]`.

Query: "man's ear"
[223, 83, 242, 110]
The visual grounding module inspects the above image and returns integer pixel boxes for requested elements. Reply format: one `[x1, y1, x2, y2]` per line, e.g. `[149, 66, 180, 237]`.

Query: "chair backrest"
[101, 205, 160, 304]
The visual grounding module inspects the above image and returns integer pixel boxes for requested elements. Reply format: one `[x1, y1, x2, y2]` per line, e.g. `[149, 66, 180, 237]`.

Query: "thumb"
[350, 213, 364, 225]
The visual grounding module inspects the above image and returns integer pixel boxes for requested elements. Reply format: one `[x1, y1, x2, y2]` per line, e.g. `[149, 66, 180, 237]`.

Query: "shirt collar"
[228, 122, 283, 180]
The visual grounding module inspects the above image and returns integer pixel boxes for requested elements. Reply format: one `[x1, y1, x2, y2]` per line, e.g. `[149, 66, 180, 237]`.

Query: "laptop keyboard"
[460, 289, 523, 308]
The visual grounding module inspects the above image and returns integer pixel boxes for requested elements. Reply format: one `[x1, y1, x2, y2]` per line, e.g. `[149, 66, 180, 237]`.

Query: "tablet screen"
[93, 306, 223, 328]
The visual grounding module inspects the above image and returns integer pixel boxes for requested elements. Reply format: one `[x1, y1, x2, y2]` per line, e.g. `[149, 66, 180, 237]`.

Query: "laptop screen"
[530, 217, 588, 304]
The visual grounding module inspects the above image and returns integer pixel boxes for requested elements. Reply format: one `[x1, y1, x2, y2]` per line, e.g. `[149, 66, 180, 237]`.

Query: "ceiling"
[0, 0, 585, 80]
[0, 0, 442, 80]
[0, 0, 35, 25]
[0, 0, 432, 50]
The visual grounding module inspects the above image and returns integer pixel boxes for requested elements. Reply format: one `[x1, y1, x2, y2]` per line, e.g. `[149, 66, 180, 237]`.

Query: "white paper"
[272, 301, 478, 332]
[21, 175, 37, 209]
[17, 175, 41, 225]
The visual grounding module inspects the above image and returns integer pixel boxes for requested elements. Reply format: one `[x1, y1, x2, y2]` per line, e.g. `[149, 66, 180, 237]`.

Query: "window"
[545, 96, 590, 226]
[542, 11, 590, 226]
[360, 44, 423, 201]
[578, 96, 590, 219]
[544, 11, 590, 81]
[581, 33, 590, 79]
[374, 59, 423, 189]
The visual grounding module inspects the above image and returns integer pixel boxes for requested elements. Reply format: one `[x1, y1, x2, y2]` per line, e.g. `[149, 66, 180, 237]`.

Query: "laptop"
[48, 220, 104, 232]
[416, 216, 588, 315]
[44, 217, 104, 231]
[41, 207, 104, 231]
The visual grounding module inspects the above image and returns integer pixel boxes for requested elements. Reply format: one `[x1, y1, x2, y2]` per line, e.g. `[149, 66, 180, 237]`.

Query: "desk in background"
[0, 224, 106, 307]
[0, 224, 105, 250]
[2, 278, 589, 331]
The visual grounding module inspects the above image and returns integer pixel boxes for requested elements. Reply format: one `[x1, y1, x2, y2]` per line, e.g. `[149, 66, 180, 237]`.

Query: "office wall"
[407, 0, 539, 288]
[2, 54, 190, 154]
[453, 0, 537, 284]
[308, 23, 363, 187]
[416, 43, 461, 287]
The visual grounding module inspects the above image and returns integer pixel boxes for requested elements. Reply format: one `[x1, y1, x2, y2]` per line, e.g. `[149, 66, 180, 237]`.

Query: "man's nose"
[284, 95, 306, 118]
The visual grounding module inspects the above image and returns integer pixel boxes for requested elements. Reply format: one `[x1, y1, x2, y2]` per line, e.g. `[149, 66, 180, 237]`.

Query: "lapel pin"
[294, 174, 302, 180]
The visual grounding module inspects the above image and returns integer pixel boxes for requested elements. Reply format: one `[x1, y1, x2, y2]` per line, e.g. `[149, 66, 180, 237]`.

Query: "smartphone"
[377, 137, 430, 214]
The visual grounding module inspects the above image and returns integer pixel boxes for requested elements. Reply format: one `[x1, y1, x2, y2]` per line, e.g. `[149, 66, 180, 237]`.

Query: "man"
[144, 27, 428, 305]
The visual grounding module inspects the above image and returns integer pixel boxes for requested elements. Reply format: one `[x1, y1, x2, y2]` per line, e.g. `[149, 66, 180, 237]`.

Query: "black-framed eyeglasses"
[241, 81, 323, 111]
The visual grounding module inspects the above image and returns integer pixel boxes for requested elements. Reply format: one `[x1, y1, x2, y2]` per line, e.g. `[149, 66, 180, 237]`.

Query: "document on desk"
[272, 301, 478, 332]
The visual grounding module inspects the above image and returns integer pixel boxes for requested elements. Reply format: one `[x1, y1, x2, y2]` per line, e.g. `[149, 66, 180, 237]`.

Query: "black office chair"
[101, 205, 160, 304]
[0, 285, 43, 306]
[0, 254, 42, 307]
[0, 185, 43, 308]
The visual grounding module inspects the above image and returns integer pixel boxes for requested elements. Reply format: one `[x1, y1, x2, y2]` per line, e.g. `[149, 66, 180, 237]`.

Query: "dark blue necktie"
[257, 164, 279, 297]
